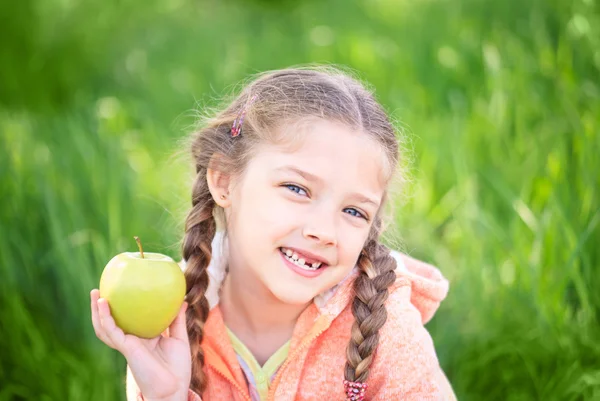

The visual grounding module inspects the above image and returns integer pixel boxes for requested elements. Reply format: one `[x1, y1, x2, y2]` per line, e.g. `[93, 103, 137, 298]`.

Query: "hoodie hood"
[179, 232, 449, 325]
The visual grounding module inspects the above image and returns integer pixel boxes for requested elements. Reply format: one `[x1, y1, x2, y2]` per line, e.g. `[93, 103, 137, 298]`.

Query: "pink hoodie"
[127, 250, 456, 400]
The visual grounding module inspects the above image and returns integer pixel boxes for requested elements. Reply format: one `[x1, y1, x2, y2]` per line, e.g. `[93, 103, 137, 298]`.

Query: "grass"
[1, 0, 599, 399]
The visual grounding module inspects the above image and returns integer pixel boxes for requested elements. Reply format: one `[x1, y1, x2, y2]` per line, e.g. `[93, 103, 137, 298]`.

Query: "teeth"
[281, 248, 323, 271]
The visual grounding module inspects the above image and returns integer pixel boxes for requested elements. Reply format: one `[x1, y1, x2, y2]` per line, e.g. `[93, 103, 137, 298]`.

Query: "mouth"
[279, 247, 328, 271]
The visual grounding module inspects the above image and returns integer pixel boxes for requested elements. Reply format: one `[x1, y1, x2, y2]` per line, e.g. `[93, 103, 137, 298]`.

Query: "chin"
[269, 286, 317, 306]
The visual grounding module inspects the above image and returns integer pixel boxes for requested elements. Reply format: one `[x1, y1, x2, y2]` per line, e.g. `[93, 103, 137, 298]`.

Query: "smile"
[279, 248, 322, 270]
[279, 248, 327, 277]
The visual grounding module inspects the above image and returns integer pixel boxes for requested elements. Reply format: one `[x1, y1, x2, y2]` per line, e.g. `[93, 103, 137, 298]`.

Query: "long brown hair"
[181, 65, 402, 394]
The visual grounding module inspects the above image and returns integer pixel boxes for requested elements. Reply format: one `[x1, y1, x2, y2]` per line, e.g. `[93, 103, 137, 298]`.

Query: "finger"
[97, 297, 127, 352]
[90, 289, 115, 347]
[168, 301, 189, 342]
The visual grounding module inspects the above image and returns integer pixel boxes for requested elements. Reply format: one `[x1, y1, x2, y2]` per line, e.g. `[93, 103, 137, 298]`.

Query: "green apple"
[99, 236, 186, 339]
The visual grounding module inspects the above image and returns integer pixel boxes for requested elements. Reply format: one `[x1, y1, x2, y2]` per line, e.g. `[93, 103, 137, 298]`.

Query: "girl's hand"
[90, 289, 192, 401]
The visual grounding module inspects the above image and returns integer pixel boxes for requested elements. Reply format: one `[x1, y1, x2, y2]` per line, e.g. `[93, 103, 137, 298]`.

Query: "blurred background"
[1, 0, 599, 399]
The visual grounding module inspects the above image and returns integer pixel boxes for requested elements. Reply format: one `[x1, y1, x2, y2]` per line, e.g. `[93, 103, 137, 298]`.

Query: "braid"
[344, 220, 397, 384]
[182, 169, 216, 395]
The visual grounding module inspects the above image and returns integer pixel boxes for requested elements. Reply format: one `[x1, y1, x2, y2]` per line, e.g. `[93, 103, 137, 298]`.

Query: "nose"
[302, 204, 337, 247]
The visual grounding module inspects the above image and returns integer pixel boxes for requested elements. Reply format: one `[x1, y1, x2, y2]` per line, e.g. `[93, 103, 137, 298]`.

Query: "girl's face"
[223, 119, 388, 306]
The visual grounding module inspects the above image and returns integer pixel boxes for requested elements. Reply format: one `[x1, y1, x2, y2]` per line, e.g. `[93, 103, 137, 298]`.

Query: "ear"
[206, 155, 233, 208]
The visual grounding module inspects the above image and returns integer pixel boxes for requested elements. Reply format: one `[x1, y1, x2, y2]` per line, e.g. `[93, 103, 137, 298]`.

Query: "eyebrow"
[275, 165, 322, 183]
[349, 193, 381, 208]
[274, 165, 381, 208]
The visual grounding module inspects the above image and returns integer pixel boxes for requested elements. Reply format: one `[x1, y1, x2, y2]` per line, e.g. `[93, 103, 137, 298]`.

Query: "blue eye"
[282, 184, 367, 220]
[344, 208, 367, 220]
[285, 184, 308, 196]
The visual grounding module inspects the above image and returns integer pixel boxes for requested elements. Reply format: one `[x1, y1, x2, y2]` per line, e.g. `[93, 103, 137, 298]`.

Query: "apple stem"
[134, 236, 145, 259]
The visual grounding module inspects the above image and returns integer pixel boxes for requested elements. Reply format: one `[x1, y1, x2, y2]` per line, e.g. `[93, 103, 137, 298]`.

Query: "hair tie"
[343, 380, 368, 401]
[230, 94, 259, 137]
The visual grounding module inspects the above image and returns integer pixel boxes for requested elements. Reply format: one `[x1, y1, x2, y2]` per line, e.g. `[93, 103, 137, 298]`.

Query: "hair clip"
[343, 380, 368, 401]
[230, 94, 259, 137]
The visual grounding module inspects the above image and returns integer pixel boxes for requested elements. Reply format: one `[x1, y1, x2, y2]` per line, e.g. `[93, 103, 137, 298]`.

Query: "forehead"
[250, 119, 389, 194]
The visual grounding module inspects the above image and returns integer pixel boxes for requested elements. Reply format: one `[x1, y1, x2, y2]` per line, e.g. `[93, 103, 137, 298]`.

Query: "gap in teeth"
[281, 248, 322, 270]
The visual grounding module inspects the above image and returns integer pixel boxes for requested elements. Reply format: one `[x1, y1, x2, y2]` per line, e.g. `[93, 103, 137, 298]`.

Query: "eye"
[343, 208, 368, 220]
[284, 184, 308, 197]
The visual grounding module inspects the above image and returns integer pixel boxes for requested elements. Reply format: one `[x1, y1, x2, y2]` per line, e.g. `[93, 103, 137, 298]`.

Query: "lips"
[279, 249, 329, 278]
[279, 247, 329, 270]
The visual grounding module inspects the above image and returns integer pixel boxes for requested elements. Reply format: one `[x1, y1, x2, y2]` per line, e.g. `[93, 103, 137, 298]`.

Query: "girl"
[90, 66, 456, 401]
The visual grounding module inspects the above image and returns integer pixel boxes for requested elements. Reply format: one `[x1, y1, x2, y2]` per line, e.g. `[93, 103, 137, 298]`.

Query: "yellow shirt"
[226, 327, 290, 401]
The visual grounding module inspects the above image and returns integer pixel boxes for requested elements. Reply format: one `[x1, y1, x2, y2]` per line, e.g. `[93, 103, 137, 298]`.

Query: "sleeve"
[366, 285, 456, 401]
[126, 364, 202, 401]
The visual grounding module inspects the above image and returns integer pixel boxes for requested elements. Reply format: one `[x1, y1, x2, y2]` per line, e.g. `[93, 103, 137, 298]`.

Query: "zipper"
[266, 315, 331, 401]
[205, 349, 252, 401]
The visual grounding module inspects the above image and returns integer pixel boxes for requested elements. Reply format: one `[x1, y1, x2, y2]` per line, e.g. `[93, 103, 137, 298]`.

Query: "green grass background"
[1, 0, 599, 399]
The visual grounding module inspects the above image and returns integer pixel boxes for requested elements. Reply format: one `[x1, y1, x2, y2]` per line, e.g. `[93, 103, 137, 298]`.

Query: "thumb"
[169, 301, 189, 342]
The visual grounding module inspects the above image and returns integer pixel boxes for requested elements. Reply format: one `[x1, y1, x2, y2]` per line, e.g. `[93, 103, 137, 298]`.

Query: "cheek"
[256, 193, 292, 226]
[337, 228, 368, 267]
[232, 187, 302, 241]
